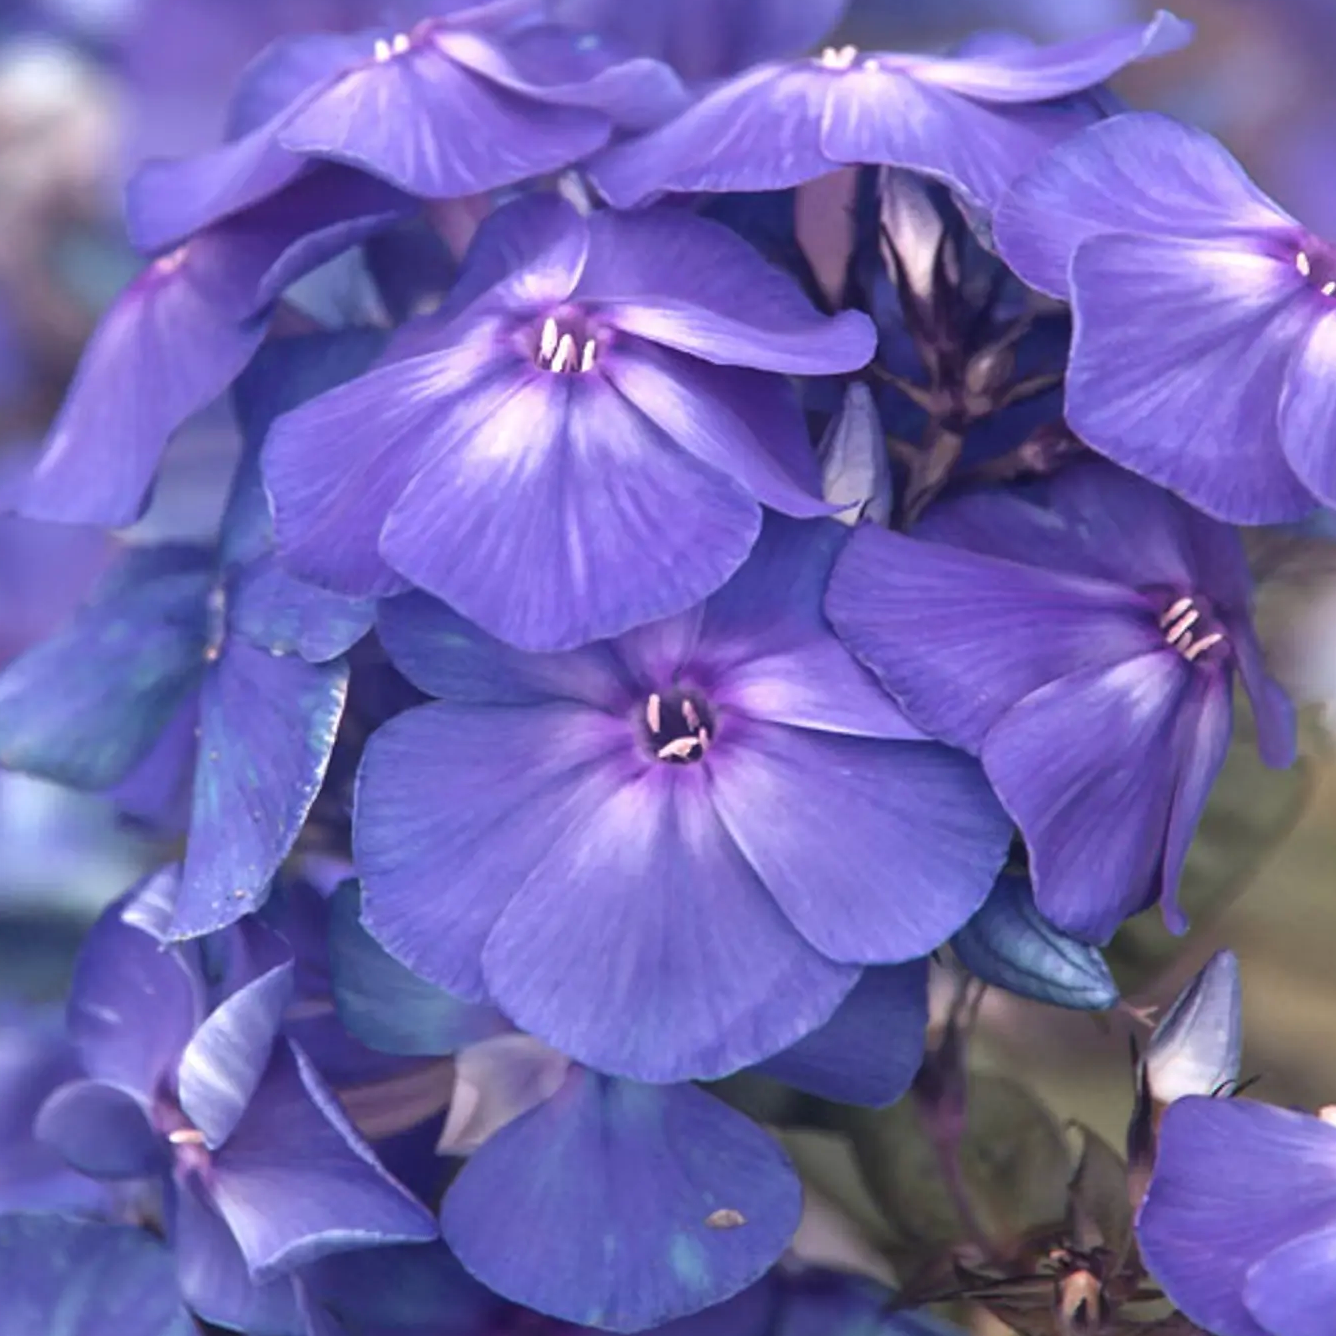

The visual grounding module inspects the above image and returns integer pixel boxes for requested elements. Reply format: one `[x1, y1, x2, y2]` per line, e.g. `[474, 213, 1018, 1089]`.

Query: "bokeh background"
[1, 2, 1334, 1324]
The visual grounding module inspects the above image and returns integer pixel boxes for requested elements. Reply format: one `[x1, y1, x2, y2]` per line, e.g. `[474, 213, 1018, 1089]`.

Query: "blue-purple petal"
[34, 1077, 163, 1179]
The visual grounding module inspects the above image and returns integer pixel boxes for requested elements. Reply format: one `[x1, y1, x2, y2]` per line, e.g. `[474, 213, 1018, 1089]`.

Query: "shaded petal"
[483, 763, 859, 1081]
[210, 1041, 437, 1280]
[993, 111, 1291, 299]
[328, 880, 510, 1057]
[379, 371, 762, 652]
[262, 321, 501, 597]
[709, 719, 1012, 963]
[1159, 679, 1234, 932]
[229, 556, 374, 662]
[912, 13, 1193, 103]
[19, 270, 267, 527]
[696, 515, 922, 739]
[34, 1078, 163, 1179]
[1281, 308, 1336, 507]
[355, 699, 629, 1001]
[577, 208, 875, 374]
[226, 32, 370, 141]
[604, 340, 831, 519]
[0, 1214, 194, 1336]
[1066, 233, 1316, 523]
[174, 1177, 305, 1336]
[588, 63, 834, 205]
[1245, 1222, 1336, 1336]
[279, 36, 610, 198]
[377, 591, 632, 710]
[825, 524, 1157, 753]
[1231, 618, 1298, 770]
[951, 872, 1119, 1010]
[1144, 950, 1242, 1105]
[1138, 1098, 1336, 1336]
[982, 652, 1190, 943]
[818, 380, 893, 527]
[68, 892, 204, 1098]
[0, 548, 211, 788]
[172, 642, 347, 938]
[177, 961, 295, 1148]
[442, 1070, 802, 1331]
[754, 962, 927, 1106]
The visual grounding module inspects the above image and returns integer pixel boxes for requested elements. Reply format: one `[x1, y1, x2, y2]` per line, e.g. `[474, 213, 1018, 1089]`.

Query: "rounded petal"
[443, 1070, 802, 1332]
[1244, 1222, 1336, 1336]
[1139, 1098, 1336, 1336]
[378, 371, 762, 652]
[1281, 308, 1336, 507]
[710, 718, 1012, 963]
[34, 1078, 162, 1180]
[1066, 233, 1316, 524]
[482, 762, 859, 1081]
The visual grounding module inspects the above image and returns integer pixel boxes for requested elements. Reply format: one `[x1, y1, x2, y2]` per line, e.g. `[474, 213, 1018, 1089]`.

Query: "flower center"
[155, 1097, 212, 1177]
[817, 44, 860, 70]
[1294, 241, 1336, 298]
[535, 315, 597, 374]
[153, 245, 190, 278]
[373, 32, 413, 61]
[1158, 594, 1226, 663]
[644, 690, 713, 763]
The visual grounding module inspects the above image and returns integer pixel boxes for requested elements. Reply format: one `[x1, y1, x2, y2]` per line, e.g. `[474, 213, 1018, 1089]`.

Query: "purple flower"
[125, 14, 686, 257]
[33, 876, 437, 1335]
[587, 12, 1190, 213]
[353, 513, 1011, 1081]
[263, 194, 876, 651]
[17, 168, 412, 529]
[992, 110, 1336, 524]
[1138, 1097, 1336, 1336]
[327, 879, 927, 1330]
[825, 461, 1296, 943]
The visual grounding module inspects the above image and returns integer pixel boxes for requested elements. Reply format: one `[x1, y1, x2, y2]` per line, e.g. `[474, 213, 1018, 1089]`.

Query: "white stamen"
[706, 1208, 747, 1229]
[1164, 608, 1201, 646]
[657, 736, 701, 761]
[1183, 632, 1224, 662]
[682, 699, 700, 732]
[818, 44, 859, 70]
[373, 37, 393, 61]
[551, 333, 578, 374]
[580, 338, 597, 372]
[1159, 596, 1194, 628]
[1319, 1105, 1336, 1128]
[539, 316, 559, 364]
[646, 693, 662, 735]
[1323, 281, 1336, 297]
[168, 1128, 207, 1146]
[391, 32, 411, 54]
[1297, 250, 1313, 278]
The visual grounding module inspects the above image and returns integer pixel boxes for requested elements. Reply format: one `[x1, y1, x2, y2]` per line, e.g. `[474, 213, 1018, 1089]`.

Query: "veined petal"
[754, 962, 928, 1106]
[172, 642, 347, 938]
[354, 699, 629, 1002]
[226, 32, 371, 140]
[825, 524, 1157, 753]
[577, 208, 875, 374]
[1066, 233, 1316, 523]
[709, 719, 1011, 963]
[229, 557, 374, 663]
[482, 763, 859, 1082]
[588, 62, 834, 206]
[1230, 616, 1298, 770]
[442, 1070, 802, 1332]
[379, 371, 761, 652]
[1281, 308, 1336, 507]
[994, 112, 1291, 299]
[279, 35, 610, 198]
[1244, 1223, 1336, 1336]
[982, 652, 1190, 943]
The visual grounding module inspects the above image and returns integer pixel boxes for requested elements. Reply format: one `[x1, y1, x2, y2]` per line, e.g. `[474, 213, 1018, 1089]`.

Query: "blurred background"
[1, 0, 1334, 1318]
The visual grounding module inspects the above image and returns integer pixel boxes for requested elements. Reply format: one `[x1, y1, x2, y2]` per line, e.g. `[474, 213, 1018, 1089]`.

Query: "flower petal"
[225, 32, 369, 140]
[824, 523, 1156, 753]
[210, 1041, 437, 1280]
[588, 63, 834, 206]
[1244, 1222, 1336, 1336]
[279, 36, 610, 198]
[577, 208, 875, 375]
[982, 653, 1190, 943]
[34, 1078, 163, 1179]
[1138, 1098, 1336, 1336]
[1066, 233, 1316, 523]
[754, 962, 928, 1106]
[177, 961, 295, 1149]
[355, 699, 628, 1002]
[379, 371, 762, 652]
[328, 880, 510, 1058]
[172, 641, 347, 938]
[442, 1070, 802, 1332]
[709, 719, 1011, 963]
[229, 557, 375, 663]
[482, 762, 859, 1081]
[993, 111, 1290, 299]
[1281, 308, 1336, 508]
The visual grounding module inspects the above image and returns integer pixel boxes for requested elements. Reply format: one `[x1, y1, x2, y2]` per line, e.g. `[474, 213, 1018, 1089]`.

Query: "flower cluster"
[0, 0, 1323, 1333]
